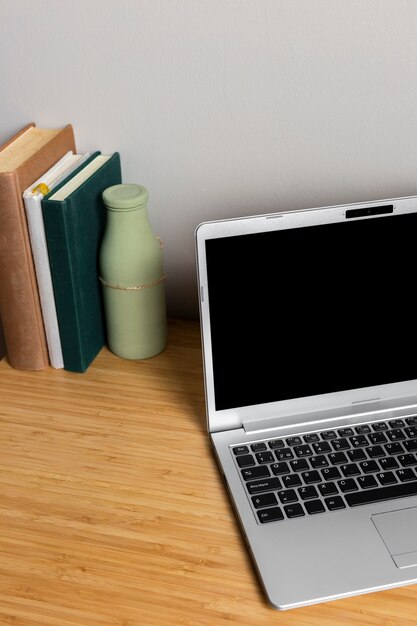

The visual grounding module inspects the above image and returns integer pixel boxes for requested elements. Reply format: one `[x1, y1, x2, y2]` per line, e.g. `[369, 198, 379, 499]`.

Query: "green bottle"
[100, 184, 167, 359]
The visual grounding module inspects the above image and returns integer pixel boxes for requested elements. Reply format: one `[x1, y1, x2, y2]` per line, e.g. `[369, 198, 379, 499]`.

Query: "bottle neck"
[106, 205, 153, 233]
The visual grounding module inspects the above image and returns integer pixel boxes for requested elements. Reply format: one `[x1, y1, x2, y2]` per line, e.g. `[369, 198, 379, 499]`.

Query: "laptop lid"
[196, 196, 417, 434]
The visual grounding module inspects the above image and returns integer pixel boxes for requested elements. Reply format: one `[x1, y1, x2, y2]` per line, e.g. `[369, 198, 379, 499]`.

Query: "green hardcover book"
[42, 152, 122, 372]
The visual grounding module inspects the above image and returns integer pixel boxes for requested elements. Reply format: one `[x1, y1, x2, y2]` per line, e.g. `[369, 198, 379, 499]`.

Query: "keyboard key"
[236, 454, 255, 468]
[256, 451, 275, 464]
[298, 485, 318, 500]
[294, 444, 313, 457]
[290, 459, 309, 472]
[338, 428, 354, 437]
[385, 442, 404, 455]
[305, 499, 326, 515]
[304, 433, 320, 443]
[270, 462, 290, 475]
[331, 438, 350, 451]
[368, 432, 387, 445]
[247, 477, 282, 494]
[387, 429, 405, 441]
[257, 507, 284, 523]
[346, 481, 417, 507]
[389, 419, 405, 428]
[233, 446, 249, 455]
[286, 436, 303, 446]
[398, 454, 416, 467]
[321, 430, 337, 440]
[350, 435, 368, 448]
[321, 467, 341, 481]
[241, 465, 270, 481]
[405, 427, 417, 438]
[356, 425, 371, 434]
[269, 439, 285, 449]
[318, 482, 338, 496]
[379, 457, 399, 471]
[325, 496, 346, 511]
[282, 474, 302, 488]
[284, 503, 305, 518]
[329, 452, 348, 465]
[252, 493, 278, 509]
[313, 441, 332, 454]
[373, 422, 389, 431]
[302, 470, 321, 484]
[277, 489, 298, 504]
[275, 448, 294, 461]
[358, 475, 378, 489]
[347, 449, 367, 462]
[366, 445, 385, 459]
[377, 472, 397, 486]
[404, 439, 417, 452]
[338, 478, 358, 493]
[397, 468, 416, 482]
[251, 442, 267, 452]
[406, 416, 417, 426]
[341, 463, 360, 477]
[310, 455, 328, 469]
[360, 460, 379, 474]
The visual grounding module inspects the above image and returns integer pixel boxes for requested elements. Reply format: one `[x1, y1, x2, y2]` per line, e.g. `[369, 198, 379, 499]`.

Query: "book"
[23, 151, 91, 369]
[0, 319, 5, 360]
[0, 123, 76, 370]
[42, 152, 122, 372]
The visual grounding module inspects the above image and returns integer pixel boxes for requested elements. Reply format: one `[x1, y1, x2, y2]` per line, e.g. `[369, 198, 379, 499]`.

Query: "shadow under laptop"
[160, 318, 207, 435]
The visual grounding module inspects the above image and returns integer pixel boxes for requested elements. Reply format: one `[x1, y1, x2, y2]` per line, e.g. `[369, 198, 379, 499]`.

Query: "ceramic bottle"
[100, 184, 167, 359]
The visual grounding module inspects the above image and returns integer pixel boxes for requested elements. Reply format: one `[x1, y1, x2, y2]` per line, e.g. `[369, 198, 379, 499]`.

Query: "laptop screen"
[206, 212, 417, 411]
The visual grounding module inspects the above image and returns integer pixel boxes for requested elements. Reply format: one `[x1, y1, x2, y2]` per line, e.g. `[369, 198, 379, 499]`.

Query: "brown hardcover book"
[0, 123, 76, 370]
[0, 319, 5, 360]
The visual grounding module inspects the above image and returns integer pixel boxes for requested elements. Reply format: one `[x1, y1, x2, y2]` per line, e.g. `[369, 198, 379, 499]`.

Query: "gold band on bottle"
[99, 273, 166, 291]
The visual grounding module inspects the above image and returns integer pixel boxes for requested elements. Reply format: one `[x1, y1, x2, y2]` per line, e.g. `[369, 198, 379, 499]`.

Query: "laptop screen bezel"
[196, 195, 417, 434]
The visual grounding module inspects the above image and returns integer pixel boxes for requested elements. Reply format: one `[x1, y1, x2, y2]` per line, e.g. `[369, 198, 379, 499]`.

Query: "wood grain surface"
[0, 319, 416, 626]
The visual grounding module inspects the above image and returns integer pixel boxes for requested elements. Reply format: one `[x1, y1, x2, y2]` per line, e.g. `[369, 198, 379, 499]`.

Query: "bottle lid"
[102, 184, 148, 211]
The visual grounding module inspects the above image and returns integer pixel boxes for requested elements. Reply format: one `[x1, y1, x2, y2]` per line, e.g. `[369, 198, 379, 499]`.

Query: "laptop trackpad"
[372, 507, 417, 569]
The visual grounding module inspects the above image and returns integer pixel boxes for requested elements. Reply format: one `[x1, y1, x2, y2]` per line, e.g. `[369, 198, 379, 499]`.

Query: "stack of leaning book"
[0, 123, 122, 372]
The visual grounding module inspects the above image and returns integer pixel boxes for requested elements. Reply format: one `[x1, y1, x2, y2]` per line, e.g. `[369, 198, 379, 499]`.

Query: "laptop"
[195, 195, 417, 609]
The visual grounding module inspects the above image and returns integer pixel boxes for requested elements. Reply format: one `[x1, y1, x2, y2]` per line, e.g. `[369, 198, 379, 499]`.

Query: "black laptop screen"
[205, 212, 417, 411]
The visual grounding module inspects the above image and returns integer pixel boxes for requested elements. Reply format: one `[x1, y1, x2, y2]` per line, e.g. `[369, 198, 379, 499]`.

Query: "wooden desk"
[0, 319, 416, 626]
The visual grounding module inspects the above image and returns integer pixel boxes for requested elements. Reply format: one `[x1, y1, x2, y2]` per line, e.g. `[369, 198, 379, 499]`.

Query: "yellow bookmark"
[31, 182, 50, 196]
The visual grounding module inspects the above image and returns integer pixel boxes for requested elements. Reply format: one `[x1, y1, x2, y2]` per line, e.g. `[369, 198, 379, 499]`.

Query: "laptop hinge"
[242, 396, 417, 435]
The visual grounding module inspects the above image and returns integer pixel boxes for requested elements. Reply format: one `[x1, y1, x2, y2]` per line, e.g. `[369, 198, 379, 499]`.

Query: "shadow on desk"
[162, 318, 207, 435]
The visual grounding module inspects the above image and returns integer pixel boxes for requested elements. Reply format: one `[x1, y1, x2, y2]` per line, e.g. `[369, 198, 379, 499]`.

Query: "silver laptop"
[195, 196, 417, 609]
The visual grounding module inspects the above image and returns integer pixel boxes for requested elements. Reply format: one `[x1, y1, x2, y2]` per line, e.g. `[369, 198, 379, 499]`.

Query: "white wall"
[2, 0, 417, 318]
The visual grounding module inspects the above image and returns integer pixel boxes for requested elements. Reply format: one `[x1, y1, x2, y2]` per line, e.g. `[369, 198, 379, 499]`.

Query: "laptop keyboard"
[232, 417, 417, 523]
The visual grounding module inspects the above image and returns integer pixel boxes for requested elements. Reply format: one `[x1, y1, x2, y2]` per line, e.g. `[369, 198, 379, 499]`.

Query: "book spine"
[42, 198, 84, 372]
[0, 171, 49, 370]
[0, 318, 6, 359]
[24, 194, 64, 369]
